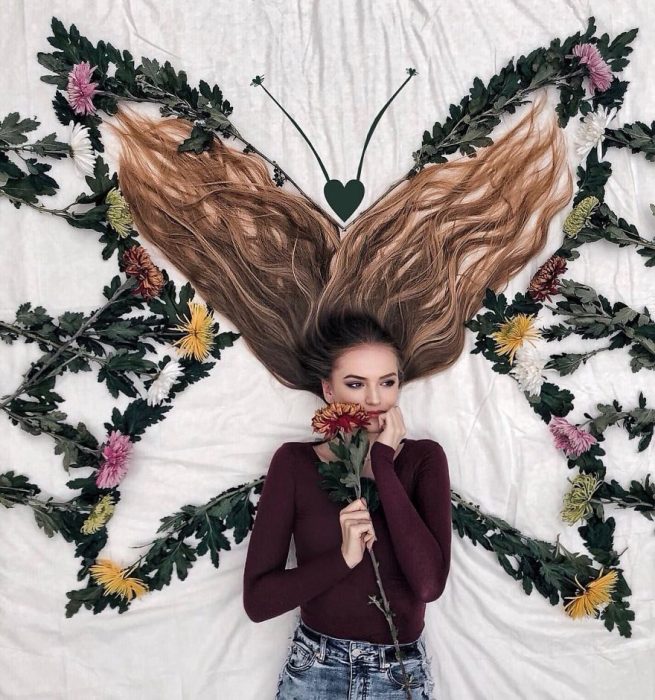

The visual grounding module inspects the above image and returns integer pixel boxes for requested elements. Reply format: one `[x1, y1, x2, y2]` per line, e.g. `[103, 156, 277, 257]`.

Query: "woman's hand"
[376, 405, 407, 452]
[339, 497, 376, 569]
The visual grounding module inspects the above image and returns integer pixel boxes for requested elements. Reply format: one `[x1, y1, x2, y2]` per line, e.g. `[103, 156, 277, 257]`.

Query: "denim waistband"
[295, 618, 425, 669]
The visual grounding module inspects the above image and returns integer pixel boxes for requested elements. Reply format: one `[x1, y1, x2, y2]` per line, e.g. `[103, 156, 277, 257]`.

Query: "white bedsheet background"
[1, 1, 654, 698]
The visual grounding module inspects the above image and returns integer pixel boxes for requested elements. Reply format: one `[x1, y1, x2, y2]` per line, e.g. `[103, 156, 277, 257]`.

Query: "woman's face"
[321, 343, 401, 435]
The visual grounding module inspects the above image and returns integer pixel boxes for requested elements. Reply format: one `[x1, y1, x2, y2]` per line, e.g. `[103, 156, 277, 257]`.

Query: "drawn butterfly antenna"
[252, 69, 418, 221]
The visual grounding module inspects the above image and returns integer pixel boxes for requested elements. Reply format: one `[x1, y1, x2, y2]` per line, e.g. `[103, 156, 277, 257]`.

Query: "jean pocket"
[286, 639, 317, 673]
[386, 656, 424, 689]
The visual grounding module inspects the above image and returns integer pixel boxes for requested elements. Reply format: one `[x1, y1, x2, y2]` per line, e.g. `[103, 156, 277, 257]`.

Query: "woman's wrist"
[340, 547, 356, 569]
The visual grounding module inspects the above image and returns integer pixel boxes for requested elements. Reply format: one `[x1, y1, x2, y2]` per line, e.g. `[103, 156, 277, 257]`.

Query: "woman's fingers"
[341, 497, 367, 512]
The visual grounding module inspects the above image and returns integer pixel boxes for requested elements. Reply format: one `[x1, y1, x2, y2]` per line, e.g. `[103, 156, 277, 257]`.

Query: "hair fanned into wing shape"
[109, 91, 572, 392]
[107, 109, 341, 391]
[319, 93, 573, 383]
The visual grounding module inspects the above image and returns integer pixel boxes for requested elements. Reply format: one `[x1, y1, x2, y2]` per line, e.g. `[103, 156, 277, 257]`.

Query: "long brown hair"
[106, 91, 572, 401]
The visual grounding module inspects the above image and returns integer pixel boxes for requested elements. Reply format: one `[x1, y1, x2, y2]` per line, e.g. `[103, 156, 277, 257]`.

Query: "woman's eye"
[346, 381, 395, 389]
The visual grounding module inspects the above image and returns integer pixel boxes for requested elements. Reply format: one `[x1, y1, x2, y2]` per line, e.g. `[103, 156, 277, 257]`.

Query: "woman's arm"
[243, 443, 353, 623]
[370, 439, 452, 602]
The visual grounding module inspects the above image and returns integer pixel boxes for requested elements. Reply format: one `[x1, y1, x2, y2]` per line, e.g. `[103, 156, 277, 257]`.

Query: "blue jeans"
[274, 618, 436, 699]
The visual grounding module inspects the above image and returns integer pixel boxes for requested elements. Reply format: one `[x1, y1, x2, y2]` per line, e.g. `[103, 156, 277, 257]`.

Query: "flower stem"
[367, 546, 415, 699]
[0, 321, 111, 366]
[0, 190, 75, 217]
[0, 277, 136, 409]
[1, 408, 101, 457]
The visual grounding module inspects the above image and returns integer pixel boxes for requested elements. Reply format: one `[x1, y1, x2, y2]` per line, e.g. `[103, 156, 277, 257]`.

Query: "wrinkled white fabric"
[0, 1, 653, 698]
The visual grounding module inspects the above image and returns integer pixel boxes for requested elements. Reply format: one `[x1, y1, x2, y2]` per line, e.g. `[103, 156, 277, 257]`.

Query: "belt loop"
[319, 634, 327, 662]
[379, 646, 388, 670]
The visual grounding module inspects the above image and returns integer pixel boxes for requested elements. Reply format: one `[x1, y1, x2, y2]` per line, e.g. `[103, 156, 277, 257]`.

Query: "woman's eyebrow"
[343, 372, 397, 380]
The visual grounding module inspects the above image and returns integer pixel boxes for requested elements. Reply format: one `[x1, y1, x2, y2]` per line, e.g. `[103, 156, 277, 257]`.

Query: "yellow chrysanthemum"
[563, 568, 618, 619]
[172, 302, 215, 362]
[490, 313, 541, 364]
[89, 558, 149, 600]
[81, 494, 116, 535]
[105, 187, 133, 238]
[561, 474, 601, 525]
[562, 196, 599, 238]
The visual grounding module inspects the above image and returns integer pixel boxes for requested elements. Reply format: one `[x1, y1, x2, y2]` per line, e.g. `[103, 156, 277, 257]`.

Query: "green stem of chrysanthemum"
[0, 321, 111, 366]
[556, 533, 628, 581]
[425, 70, 585, 161]
[0, 277, 136, 409]
[139, 330, 187, 339]
[0, 142, 70, 155]
[127, 477, 266, 557]
[0, 190, 75, 217]
[0, 485, 80, 506]
[451, 491, 521, 535]
[1, 409, 101, 456]
[543, 302, 655, 353]
[593, 494, 655, 510]
[1, 352, 87, 408]
[30, 495, 86, 512]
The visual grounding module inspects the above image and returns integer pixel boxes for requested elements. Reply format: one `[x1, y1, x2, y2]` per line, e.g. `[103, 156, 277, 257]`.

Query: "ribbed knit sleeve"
[242, 443, 353, 623]
[370, 439, 452, 602]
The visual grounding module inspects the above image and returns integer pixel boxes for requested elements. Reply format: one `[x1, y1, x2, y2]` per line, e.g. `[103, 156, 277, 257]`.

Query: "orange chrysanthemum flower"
[490, 313, 541, 365]
[89, 558, 149, 601]
[311, 402, 372, 439]
[563, 567, 618, 619]
[172, 302, 215, 362]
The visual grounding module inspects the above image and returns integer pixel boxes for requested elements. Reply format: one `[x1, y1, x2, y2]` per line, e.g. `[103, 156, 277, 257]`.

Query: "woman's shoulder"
[412, 438, 448, 469]
[413, 437, 443, 449]
[271, 440, 318, 462]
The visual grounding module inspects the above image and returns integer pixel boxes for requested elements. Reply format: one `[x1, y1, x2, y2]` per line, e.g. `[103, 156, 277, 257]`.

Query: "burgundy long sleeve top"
[242, 438, 452, 644]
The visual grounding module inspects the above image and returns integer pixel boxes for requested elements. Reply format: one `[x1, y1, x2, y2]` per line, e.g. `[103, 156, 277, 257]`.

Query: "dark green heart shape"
[324, 179, 365, 221]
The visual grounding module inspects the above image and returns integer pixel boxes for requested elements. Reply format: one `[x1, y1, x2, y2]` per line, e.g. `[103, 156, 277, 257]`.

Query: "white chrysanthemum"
[509, 345, 546, 396]
[68, 121, 96, 176]
[146, 359, 184, 406]
[574, 106, 618, 162]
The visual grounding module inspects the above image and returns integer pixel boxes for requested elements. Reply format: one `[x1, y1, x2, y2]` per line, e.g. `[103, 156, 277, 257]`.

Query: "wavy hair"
[106, 92, 572, 402]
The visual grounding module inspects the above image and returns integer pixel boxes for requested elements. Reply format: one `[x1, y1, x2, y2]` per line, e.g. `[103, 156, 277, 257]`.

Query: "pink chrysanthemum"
[66, 61, 99, 115]
[572, 43, 613, 94]
[95, 430, 133, 488]
[548, 416, 598, 458]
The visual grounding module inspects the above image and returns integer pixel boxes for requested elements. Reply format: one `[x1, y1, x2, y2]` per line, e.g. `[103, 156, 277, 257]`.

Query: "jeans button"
[352, 649, 361, 657]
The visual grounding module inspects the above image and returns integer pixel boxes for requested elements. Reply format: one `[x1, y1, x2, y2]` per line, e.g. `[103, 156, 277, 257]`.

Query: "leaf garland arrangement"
[0, 16, 650, 638]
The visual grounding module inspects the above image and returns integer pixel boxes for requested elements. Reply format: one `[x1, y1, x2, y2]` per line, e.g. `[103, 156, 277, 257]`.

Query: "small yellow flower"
[563, 568, 618, 619]
[106, 187, 133, 238]
[81, 494, 116, 535]
[561, 474, 601, 525]
[490, 313, 541, 364]
[563, 196, 599, 238]
[172, 302, 215, 362]
[89, 558, 149, 600]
